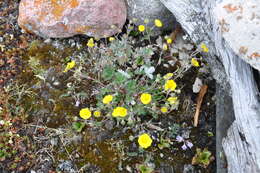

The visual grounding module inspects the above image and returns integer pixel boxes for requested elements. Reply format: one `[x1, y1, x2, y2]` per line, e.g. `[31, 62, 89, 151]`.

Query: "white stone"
[192, 77, 203, 93]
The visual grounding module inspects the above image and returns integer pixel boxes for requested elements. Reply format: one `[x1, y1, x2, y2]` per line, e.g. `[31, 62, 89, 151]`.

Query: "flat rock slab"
[18, 0, 127, 38]
[214, 0, 260, 70]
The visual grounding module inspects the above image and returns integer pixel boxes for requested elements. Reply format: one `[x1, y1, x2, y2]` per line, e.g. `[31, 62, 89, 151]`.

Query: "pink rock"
[18, 0, 127, 38]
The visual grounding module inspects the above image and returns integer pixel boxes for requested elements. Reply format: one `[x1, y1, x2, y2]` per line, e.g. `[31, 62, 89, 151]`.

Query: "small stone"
[126, 165, 132, 172]
[192, 77, 203, 93]
[183, 164, 195, 173]
[50, 138, 58, 146]
[57, 160, 76, 173]
[53, 81, 60, 86]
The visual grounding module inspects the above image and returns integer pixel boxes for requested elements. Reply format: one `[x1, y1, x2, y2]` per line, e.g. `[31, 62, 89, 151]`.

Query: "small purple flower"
[177, 135, 193, 150]
[186, 141, 193, 149]
[75, 100, 80, 107]
[181, 144, 188, 150]
[176, 135, 184, 142]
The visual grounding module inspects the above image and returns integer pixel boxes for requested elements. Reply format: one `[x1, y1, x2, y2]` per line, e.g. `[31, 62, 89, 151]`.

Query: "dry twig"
[193, 85, 208, 127]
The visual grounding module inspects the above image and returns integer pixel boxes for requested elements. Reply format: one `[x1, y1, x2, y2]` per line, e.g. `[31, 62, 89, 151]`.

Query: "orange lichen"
[223, 4, 239, 13]
[38, 9, 48, 22]
[47, 0, 79, 20]
[69, 0, 79, 8]
[248, 52, 260, 59]
[75, 25, 92, 33]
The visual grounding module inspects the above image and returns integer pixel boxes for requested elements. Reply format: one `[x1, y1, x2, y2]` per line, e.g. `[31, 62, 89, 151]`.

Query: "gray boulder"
[214, 0, 260, 71]
[126, 0, 178, 34]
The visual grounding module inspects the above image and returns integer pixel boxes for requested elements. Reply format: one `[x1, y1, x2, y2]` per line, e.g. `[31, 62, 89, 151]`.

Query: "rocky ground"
[0, 1, 216, 173]
[0, 0, 39, 86]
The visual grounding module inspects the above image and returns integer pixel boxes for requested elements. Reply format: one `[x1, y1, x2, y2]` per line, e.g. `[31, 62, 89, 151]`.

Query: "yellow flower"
[94, 111, 101, 117]
[163, 73, 173, 79]
[112, 107, 128, 117]
[167, 97, 178, 104]
[63, 60, 76, 72]
[109, 37, 115, 42]
[102, 95, 113, 104]
[200, 43, 209, 53]
[138, 25, 145, 32]
[162, 43, 168, 51]
[138, 133, 153, 149]
[164, 80, 177, 91]
[87, 38, 95, 48]
[154, 19, 163, 27]
[140, 93, 152, 104]
[191, 58, 200, 67]
[79, 108, 92, 119]
[160, 107, 168, 113]
[166, 38, 172, 44]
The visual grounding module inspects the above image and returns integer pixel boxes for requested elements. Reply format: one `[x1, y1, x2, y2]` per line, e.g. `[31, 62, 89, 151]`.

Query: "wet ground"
[0, 1, 216, 173]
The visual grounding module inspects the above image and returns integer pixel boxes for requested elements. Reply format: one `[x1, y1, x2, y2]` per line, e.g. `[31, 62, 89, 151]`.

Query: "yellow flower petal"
[154, 19, 163, 27]
[112, 107, 128, 118]
[94, 111, 101, 117]
[140, 93, 152, 104]
[79, 108, 92, 119]
[162, 43, 168, 51]
[87, 38, 95, 48]
[163, 73, 173, 79]
[138, 25, 145, 32]
[102, 95, 113, 104]
[191, 58, 200, 67]
[109, 37, 115, 42]
[161, 107, 168, 113]
[138, 133, 153, 149]
[164, 80, 177, 91]
[63, 60, 76, 72]
[167, 97, 178, 104]
[166, 38, 173, 44]
[200, 43, 209, 53]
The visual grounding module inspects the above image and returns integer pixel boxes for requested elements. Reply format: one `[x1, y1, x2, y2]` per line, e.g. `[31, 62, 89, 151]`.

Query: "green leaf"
[138, 164, 154, 173]
[93, 121, 103, 127]
[129, 30, 139, 37]
[158, 140, 171, 150]
[114, 72, 127, 84]
[102, 66, 115, 80]
[125, 80, 136, 92]
[136, 56, 144, 65]
[127, 152, 138, 157]
[192, 148, 213, 168]
[99, 88, 112, 97]
[0, 150, 6, 158]
[135, 105, 147, 116]
[72, 122, 85, 132]
[59, 93, 71, 98]
[151, 112, 158, 119]
[76, 92, 88, 98]
[207, 131, 214, 137]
